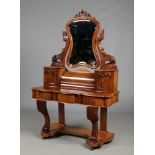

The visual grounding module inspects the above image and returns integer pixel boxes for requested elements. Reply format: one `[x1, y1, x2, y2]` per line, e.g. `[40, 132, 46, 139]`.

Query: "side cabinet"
[44, 66, 65, 87]
[95, 70, 118, 92]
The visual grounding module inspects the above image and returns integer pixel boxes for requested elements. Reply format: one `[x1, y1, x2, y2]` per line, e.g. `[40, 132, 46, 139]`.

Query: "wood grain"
[58, 103, 65, 125]
[100, 107, 107, 131]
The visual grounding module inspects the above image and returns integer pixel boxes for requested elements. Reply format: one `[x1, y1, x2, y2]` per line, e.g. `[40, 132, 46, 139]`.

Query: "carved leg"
[87, 106, 100, 148]
[100, 107, 107, 131]
[58, 103, 65, 125]
[37, 100, 50, 136]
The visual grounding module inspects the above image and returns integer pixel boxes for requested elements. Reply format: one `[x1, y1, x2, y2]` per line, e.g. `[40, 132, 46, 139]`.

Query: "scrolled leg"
[87, 106, 100, 148]
[37, 100, 50, 136]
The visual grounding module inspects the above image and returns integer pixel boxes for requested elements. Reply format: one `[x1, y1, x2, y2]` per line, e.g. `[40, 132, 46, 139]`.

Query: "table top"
[32, 86, 119, 98]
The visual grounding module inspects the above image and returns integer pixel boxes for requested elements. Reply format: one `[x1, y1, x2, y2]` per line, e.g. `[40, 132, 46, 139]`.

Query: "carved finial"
[74, 9, 91, 18]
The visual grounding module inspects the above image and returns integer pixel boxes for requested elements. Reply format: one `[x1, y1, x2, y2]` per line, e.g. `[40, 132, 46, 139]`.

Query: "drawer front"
[32, 90, 58, 100]
[58, 94, 105, 106]
[44, 68, 58, 86]
[58, 94, 81, 104]
[95, 71, 114, 91]
[104, 94, 119, 107]
[82, 96, 104, 106]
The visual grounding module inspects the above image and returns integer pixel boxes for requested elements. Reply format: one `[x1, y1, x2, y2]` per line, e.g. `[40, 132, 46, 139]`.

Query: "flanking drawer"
[44, 67, 58, 86]
[95, 70, 119, 92]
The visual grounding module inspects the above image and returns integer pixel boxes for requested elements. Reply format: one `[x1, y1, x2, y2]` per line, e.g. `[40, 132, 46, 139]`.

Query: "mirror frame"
[65, 10, 101, 69]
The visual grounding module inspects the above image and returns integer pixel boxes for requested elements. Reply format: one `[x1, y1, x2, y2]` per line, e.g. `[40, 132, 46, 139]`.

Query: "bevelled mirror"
[69, 20, 96, 66]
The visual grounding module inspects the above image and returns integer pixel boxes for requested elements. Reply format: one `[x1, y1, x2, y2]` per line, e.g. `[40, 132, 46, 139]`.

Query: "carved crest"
[74, 9, 91, 18]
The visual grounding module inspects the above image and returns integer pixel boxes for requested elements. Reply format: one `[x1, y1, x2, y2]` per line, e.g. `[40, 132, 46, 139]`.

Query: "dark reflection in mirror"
[69, 20, 96, 66]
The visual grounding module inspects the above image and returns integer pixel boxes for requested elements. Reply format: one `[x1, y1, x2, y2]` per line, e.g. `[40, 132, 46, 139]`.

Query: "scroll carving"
[96, 29, 117, 69]
[51, 52, 63, 66]
[97, 72, 112, 78]
[100, 50, 117, 69]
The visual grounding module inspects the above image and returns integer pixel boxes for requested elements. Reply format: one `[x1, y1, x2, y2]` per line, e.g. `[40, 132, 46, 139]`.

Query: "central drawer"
[60, 71, 95, 90]
[58, 93, 105, 106]
[58, 93, 81, 104]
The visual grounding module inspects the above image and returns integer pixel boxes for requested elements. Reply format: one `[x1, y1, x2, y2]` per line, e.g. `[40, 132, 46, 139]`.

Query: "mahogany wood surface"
[41, 123, 114, 147]
[32, 9, 119, 149]
[36, 100, 50, 134]
[58, 103, 65, 125]
[100, 107, 107, 131]
[87, 106, 100, 148]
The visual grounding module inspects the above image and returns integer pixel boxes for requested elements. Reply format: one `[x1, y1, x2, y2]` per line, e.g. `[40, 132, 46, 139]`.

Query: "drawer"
[44, 67, 58, 86]
[58, 93, 81, 104]
[95, 71, 114, 90]
[82, 96, 104, 106]
[32, 90, 58, 101]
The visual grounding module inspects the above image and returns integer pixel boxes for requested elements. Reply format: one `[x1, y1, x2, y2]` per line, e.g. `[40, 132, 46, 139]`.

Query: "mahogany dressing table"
[32, 10, 119, 149]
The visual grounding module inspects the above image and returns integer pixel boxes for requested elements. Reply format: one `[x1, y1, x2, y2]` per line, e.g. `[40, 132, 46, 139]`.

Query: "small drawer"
[44, 68, 58, 85]
[95, 71, 114, 90]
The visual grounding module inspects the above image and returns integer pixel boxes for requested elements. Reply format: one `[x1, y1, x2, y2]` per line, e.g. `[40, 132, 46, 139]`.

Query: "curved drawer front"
[60, 71, 95, 90]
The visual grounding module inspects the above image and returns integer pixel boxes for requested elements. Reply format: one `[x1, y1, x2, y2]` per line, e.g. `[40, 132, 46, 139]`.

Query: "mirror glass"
[69, 20, 96, 66]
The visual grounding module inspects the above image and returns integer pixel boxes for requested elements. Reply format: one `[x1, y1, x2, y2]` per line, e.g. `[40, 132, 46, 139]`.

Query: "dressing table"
[32, 9, 119, 149]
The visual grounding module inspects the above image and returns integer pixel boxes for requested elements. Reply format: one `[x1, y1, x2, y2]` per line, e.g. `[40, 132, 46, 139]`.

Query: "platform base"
[40, 123, 114, 149]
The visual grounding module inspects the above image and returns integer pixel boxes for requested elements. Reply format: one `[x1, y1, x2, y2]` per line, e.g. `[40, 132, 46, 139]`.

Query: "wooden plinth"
[40, 123, 114, 149]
